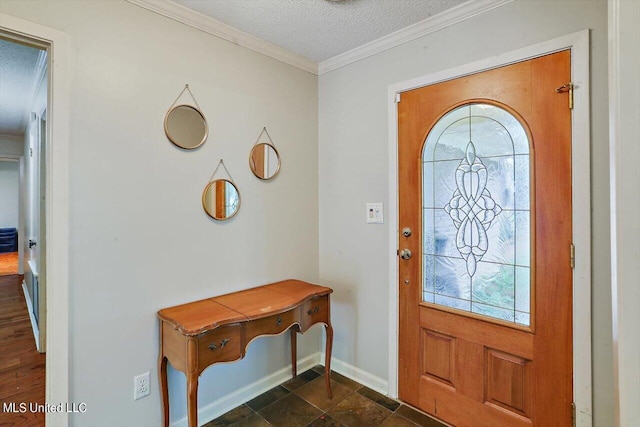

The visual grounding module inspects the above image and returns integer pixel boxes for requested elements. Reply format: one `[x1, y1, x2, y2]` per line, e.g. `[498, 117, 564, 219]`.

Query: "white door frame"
[386, 30, 592, 426]
[0, 13, 70, 427]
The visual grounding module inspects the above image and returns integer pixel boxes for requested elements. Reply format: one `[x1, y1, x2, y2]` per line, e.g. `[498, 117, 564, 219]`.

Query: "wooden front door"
[398, 51, 573, 427]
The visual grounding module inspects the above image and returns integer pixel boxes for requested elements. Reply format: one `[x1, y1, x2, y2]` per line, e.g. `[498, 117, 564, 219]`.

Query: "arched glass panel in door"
[422, 103, 532, 326]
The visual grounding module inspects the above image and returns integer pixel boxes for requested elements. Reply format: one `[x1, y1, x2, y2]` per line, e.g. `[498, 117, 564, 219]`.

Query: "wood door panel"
[530, 53, 574, 422]
[420, 308, 534, 359]
[422, 329, 456, 387]
[399, 51, 572, 426]
[412, 64, 534, 143]
[485, 349, 532, 417]
[397, 63, 538, 405]
[454, 339, 485, 402]
[420, 376, 533, 427]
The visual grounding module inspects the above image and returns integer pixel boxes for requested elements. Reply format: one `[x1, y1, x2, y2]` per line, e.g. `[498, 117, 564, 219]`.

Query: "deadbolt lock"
[399, 249, 412, 260]
[402, 227, 412, 237]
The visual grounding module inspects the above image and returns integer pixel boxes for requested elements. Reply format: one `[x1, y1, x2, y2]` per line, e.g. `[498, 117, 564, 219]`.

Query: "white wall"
[0, 134, 24, 157]
[0, 160, 19, 228]
[318, 0, 612, 425]
[0, 1, 319, 426]
[609, 0, 640, 425]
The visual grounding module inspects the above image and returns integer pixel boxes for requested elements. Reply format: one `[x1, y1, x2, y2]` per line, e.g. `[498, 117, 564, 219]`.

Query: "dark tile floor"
[204, 366, 448, 427]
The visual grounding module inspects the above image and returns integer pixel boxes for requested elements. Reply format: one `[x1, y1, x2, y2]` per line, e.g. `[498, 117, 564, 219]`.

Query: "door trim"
[1, 13, 71, 427]
[387, 30, 591, 426]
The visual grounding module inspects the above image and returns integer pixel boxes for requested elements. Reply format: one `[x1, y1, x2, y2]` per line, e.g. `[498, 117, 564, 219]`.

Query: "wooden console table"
[157, 279, 334, 427]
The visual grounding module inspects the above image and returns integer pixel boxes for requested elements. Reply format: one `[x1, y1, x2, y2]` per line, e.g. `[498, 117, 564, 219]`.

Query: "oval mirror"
[164, 104, 208, 150]
[249, 143, 281, 180]
[202, 179, 240, 220]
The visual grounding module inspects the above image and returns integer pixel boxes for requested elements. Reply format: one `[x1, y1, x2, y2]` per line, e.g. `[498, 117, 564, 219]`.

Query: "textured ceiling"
[173, 0, 468, 63]
[0, 1, 470, 136]
[0, 38, 44, 136]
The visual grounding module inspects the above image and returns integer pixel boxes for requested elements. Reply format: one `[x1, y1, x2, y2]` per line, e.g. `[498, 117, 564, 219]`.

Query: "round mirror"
[202, 179, 240, 220]
[249, 143, 281, 180]
[164, 104, 208, 149]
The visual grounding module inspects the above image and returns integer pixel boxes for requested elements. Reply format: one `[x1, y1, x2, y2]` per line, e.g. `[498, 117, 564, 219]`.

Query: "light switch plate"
[366, 203, 384, 224]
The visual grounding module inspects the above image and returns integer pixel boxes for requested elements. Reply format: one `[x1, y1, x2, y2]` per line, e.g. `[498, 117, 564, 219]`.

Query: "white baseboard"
[170, 352, 322, 427]
[170, 352, 390, 427]
[21, 280, 40, 352]
[321, 353, 389, 396]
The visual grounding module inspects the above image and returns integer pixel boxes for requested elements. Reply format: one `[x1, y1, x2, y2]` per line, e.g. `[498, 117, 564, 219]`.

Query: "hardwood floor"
[0, 274, 45, 426]
[0, 252, 19, 276]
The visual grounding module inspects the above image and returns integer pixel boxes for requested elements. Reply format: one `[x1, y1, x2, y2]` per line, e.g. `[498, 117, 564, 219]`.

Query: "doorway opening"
[1, 13, 70, 426]
[0, 30, 49, 425]
[0, 30, 48, 351]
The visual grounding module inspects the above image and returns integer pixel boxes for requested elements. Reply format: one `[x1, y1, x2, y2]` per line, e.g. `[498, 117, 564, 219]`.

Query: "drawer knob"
[208, 338, 230, 350]
[276, 317, 282, 326]
[307, 306, 320, 316]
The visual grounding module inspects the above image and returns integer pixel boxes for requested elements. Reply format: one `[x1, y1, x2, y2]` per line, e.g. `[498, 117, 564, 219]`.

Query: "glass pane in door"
[422, 103, 532, 326]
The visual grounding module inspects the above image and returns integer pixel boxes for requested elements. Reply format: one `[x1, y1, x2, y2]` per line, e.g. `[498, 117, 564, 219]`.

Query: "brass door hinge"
[570, 244, 575, 269]
[556, 82, 574, 109]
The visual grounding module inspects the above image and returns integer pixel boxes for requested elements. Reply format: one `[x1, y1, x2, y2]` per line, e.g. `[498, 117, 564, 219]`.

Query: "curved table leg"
[159, 355, 169, 427]
[290, 327, 298, 378]
[187, 372, 199, 427]
[324, 323, 333, 399]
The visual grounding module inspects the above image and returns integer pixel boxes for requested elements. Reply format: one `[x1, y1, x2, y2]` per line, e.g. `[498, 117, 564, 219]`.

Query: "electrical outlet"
[133, 372, 150, 400]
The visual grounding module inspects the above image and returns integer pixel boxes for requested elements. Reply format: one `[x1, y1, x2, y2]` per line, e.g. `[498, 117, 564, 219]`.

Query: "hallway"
[0, 274, 45, 426]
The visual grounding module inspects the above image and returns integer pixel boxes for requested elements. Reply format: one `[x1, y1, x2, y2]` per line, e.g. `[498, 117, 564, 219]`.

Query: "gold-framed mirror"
[164, 104, 208, 150]
[202, 179, 240, 220]
[249, 142, 280, 180]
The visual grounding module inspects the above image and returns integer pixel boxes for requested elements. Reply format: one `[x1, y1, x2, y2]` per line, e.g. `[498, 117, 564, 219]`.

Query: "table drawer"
[300, 295, 329, 331]
[245, 310, 295, 342]
[197, 324, 242, 369]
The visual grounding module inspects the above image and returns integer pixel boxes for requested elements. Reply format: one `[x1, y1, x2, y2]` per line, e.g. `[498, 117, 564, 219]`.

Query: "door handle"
[399, 249, 412, 260]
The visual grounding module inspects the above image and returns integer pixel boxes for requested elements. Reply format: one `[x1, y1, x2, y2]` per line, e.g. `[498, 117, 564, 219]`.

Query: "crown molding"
[318, 0, 514, 75]
[125, 0, 318, 75]
[126, 0, 513, 77]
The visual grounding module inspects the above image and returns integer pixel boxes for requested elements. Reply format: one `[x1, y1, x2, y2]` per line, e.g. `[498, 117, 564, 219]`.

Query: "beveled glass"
[422, 103, 532, 326]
